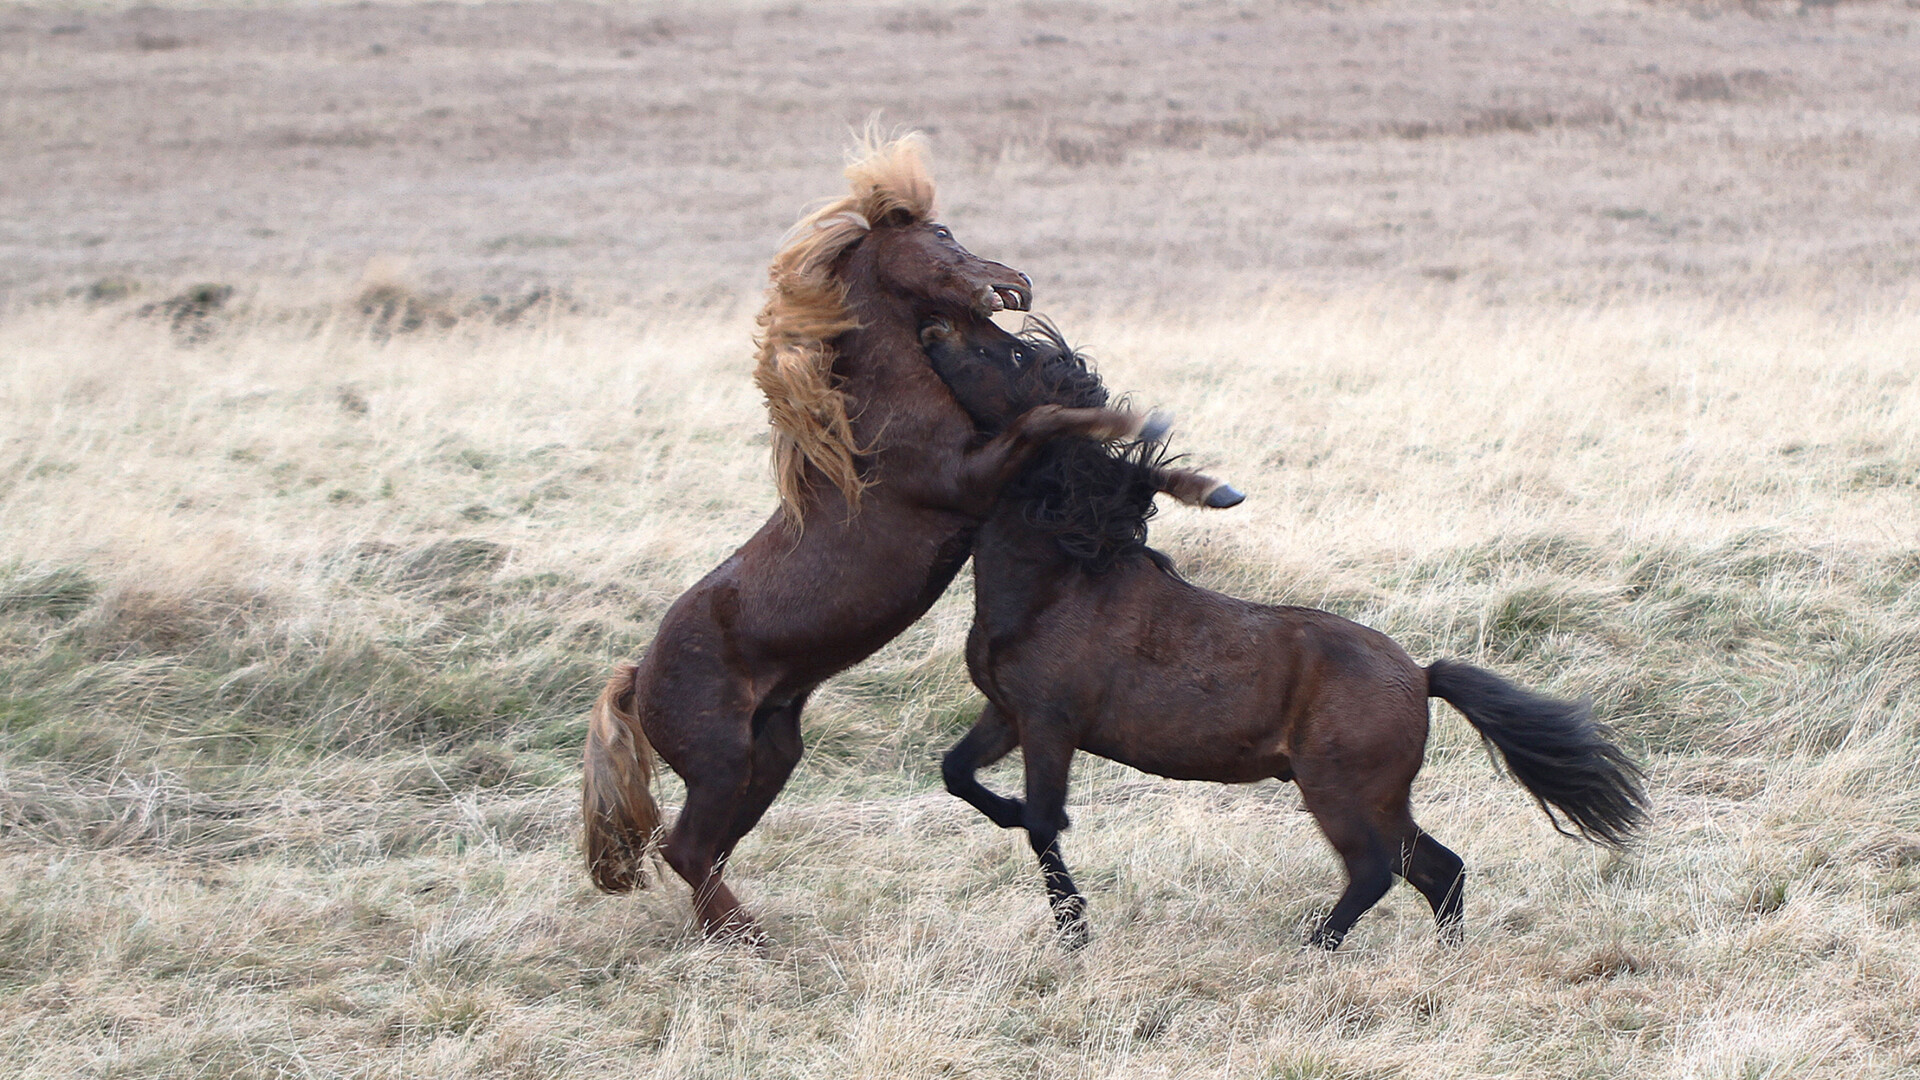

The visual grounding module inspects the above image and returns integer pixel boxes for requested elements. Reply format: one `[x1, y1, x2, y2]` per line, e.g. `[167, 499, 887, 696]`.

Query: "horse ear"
[875, 207, 915, 228]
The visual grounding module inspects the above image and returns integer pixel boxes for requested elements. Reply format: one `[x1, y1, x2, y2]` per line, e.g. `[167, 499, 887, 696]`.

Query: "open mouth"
[984, 282, 1032, 313]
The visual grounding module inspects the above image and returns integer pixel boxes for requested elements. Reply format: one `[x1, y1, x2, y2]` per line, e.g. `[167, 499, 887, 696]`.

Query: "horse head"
[755, 133, 1038, 520]
[918, 314, 1109, 433]
[851, 214, 1032, 319]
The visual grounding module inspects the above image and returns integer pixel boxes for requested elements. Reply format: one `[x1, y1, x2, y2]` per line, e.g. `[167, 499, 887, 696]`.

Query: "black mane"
[1014, 317, 1108, 411]
[1005, 320, 1171, 576]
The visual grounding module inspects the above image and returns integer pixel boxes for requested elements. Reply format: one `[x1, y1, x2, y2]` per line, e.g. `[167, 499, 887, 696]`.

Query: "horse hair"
[1426, 659, 1648, 848]
[1007, 320, 1177, 576]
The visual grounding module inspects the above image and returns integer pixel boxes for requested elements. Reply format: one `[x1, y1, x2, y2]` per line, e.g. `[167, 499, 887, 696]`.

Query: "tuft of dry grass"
[3, 288, 1918, 1078]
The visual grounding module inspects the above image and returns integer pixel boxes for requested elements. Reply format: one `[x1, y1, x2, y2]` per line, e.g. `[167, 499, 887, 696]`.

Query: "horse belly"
[1062, 588, 1294, 783]
[733, 508, 977, 679]
[1079, 689, 1293, 785]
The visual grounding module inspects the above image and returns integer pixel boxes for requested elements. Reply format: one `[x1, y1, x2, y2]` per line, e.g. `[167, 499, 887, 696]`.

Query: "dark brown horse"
[582, 136, 1182, 942]
[924, 318, 1649, 950]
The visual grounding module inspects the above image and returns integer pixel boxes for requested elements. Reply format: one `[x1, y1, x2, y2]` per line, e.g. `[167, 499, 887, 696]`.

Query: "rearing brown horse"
[581, 136, 1177, 941]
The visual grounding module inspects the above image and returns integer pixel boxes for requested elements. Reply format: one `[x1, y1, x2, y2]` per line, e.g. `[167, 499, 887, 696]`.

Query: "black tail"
[1426, 659, 1647, 848]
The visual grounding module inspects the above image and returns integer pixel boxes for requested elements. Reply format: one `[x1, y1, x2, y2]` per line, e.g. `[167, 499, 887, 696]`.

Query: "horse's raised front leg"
[942, 701, 1025, 829]
[1144, 462, 1245, 509]
[950, 404, 1169, 508]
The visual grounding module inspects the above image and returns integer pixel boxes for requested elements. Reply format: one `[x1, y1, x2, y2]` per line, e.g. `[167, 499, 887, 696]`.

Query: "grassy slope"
[3, 294, 1917, 1078]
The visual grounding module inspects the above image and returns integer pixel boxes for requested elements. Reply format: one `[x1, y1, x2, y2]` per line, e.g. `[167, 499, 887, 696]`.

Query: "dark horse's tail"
[582, 663, 663, 892]
[1426, 659, 1647, 848]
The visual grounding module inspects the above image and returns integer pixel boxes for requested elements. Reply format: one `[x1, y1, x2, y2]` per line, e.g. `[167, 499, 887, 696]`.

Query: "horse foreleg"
[952, 405, 1168, 506]
[1007, 403, 1168, 448]
[1144, 463, 1245, 509]
[942, 701, 1024, 829]
[1019, 735, 1089, 949]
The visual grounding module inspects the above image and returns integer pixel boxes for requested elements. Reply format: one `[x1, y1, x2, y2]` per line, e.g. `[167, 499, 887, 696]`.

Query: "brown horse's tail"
[582, 663, 663, 892]
[1426, 659, 1648, 849]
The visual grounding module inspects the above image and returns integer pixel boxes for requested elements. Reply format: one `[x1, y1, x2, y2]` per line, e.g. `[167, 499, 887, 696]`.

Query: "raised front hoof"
[1135, 410, 1173, 446]
[1203, 484, 1246, 509]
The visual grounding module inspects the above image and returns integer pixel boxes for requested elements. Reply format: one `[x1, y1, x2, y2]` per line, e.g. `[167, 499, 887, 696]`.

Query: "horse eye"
[1011, 349, 1026, 367]
[933, 226, 952, 240]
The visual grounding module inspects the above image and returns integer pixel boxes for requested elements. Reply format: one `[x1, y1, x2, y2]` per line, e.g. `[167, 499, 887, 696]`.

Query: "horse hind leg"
[666, 695, 810, 949]
[1401, 828, 1466, 945]
[654, 683, 770, 945]
[1307, 833, 1395, 951]
[725, 695, 809, 846]
[1296, 780, 1398, 951]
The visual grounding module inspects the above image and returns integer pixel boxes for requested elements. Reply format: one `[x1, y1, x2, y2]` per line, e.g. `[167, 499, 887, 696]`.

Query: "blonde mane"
[753, 132, 938, 525]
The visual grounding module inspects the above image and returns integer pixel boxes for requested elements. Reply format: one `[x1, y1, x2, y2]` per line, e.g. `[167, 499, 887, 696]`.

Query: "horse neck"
[972, 503, 1075, 632]
[832, 272, 971, 457]
[837, 289, 921, 399]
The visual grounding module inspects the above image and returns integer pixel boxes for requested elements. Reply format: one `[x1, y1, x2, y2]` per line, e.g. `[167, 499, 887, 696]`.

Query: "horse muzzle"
[980, 275, 1032, 314]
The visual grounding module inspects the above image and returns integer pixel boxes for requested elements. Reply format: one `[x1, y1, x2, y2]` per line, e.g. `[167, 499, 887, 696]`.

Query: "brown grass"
[5, 1, 1920, 1078]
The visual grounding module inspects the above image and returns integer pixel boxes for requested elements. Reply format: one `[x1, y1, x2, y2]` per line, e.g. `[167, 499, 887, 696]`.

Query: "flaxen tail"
[582, 663, 663, 892]
[1426, 659, 1648, 848]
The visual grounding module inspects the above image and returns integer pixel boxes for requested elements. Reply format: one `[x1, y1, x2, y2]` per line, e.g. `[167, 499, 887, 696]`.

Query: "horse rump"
[581, 663, 663, 891]
[1426, 659, 1648, 849]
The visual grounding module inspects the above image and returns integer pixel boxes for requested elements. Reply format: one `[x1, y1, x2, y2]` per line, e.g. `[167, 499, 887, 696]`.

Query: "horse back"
[977, 557, 1427, 784]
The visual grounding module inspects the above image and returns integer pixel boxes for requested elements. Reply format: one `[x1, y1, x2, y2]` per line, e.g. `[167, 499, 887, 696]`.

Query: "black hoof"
[1303, 931, 1343, 952]
[1204, 484, 1245, 509]
[1136, 411, 1172, 445]
[1055, 905, 1091, 952]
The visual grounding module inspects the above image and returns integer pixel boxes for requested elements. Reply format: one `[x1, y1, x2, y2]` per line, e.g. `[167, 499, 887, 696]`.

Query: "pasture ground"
[4, 1, 1920, 1077]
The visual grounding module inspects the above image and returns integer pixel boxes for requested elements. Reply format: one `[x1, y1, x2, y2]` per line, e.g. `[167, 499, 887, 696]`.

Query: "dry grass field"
[5, 1, 1920, 1078]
